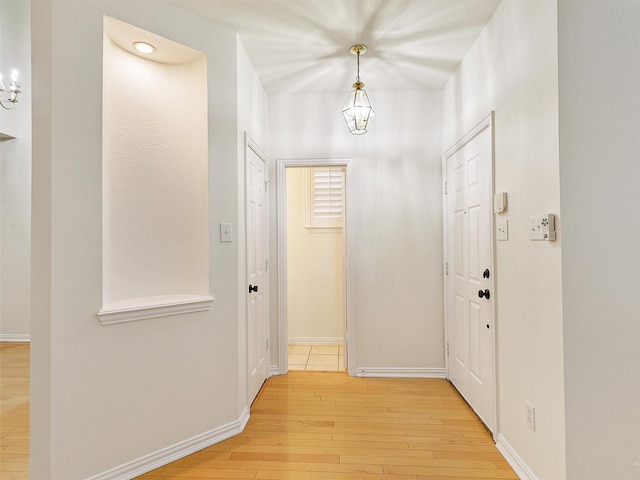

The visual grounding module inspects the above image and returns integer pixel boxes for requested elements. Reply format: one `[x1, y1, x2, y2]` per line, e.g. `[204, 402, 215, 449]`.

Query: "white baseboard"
[495, 433, 538, 480]
[270, 365, 282, 376]
[288, 336, 343, 345]
[87, 407, 250, 480]
[355, 367, 446, 378]
[0, 334, 30, 342]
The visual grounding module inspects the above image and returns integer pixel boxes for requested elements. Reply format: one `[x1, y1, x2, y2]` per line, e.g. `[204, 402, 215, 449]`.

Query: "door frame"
[276, 157, 356, 376]
[245, 132, 269, 405]
[442, 112, 498, 435]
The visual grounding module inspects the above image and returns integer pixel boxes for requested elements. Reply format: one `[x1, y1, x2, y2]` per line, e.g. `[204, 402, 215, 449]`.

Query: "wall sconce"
[342, 45, 375, 135]
[0, 70, 21, 110]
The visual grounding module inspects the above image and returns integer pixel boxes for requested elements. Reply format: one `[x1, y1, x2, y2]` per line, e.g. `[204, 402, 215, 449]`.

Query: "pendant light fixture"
[0, 70, 21, 110]
[342, 44, 374, 135]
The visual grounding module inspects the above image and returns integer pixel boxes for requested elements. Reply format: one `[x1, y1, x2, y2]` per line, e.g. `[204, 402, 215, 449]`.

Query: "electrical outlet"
[525, 401, 536, 431]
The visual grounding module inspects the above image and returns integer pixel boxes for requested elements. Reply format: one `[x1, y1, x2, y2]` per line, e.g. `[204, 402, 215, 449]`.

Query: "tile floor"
[287, 343, 344, 371]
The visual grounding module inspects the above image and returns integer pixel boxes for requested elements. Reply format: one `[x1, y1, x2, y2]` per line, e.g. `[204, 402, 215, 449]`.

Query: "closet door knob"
[249, 284, 258, 293]
[478, 289, 490, 299]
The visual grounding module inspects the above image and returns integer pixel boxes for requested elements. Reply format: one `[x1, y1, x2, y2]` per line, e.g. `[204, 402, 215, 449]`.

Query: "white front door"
[445, 116, 495, 432]
[246, 140, 268, 403]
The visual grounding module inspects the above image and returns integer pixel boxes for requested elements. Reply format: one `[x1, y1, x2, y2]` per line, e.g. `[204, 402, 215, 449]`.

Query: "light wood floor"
[0, 343, 518, 479]
[139, 372, 518, 479]
[0, 342, 29, 479]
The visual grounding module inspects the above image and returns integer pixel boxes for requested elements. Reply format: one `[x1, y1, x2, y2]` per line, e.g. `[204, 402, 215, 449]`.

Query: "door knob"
[483, 269, 490, 279]
[478, 289, 490, 299]
[249, 284, 258, 293]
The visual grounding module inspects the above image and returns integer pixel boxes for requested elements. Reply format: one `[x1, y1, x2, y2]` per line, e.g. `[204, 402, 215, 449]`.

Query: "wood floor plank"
[144, 466, 257, 478]
[203, 442, 435, 460]
[255, 471, 419, 480]
[342, 455, 497, 470]
[220, 435, 411, 452]
[238, 460, 383, 475]
[230, 451, 340, 464]
[411, 443, 504, 454]
[387, 464, 520, 478]
[159, 458, 243, 469]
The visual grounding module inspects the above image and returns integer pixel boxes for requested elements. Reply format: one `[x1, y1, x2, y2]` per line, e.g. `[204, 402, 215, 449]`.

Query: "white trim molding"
[495, 433, 539, 480]
[269, 365, 282, 376]
[356, 367, 446, 378]
[86, 407, 250, 480]
[97, 294, 214, 325]
[0, 334, 31, 342]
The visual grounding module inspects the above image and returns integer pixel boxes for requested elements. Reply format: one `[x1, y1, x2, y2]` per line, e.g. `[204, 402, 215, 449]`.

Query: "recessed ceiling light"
[133, 42, 156, 54]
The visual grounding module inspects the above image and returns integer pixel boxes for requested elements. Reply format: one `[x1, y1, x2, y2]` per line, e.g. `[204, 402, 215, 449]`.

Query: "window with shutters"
[305, 167, 344, 231]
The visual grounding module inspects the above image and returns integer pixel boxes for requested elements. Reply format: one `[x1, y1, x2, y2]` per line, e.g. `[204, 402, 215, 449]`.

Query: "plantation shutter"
[306, 167, 344, 229]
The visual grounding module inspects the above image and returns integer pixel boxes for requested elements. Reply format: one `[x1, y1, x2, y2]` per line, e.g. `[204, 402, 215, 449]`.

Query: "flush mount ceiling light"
[133, 41, 156, 54]
[342, 44, 375, 135]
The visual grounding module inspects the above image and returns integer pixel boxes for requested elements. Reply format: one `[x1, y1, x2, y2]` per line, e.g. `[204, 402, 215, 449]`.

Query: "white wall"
[31, 1, 242, 478]
[269, 89, 443, 371]
[442, 1, 565, 478]
[558, 2, 640, 479]
[0, 0, 31, 339]
[286, 167, 343, 342]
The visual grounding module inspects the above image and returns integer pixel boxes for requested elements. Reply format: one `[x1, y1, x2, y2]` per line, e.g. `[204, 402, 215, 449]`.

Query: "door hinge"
[266, 339, 269, 350]
[264, 180, 270, 192]
[444, 180, 447, 195]
[445, 262, 448, 275]
[265, 259, 269, 271]
[446, 342, 449, 356]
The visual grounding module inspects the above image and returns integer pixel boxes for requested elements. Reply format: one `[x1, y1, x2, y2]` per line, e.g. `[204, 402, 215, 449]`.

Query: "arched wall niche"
[99, 16, 212, 325]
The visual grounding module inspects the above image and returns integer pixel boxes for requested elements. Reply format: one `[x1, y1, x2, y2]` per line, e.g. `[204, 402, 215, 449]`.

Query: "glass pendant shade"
[342, 45, 374, 135]
[342, 86, 375, 135]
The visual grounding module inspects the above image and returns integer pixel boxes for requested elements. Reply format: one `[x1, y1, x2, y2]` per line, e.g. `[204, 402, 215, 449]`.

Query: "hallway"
[0, 343, 517, 478]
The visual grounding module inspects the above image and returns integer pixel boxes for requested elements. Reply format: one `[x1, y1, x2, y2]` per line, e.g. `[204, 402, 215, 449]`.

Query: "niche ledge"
[98, 294, 214, 325]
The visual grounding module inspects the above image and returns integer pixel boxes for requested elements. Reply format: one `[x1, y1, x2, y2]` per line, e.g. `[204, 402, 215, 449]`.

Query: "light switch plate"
[496, 219, 508, 241]
[220, 223, 233, 242]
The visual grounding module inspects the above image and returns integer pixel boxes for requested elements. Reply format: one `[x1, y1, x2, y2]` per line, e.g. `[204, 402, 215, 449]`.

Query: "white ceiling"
[169, 0, 502, 94]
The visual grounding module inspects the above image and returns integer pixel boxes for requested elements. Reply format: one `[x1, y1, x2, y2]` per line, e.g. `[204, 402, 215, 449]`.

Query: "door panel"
[446, 122, 495, 432]
[470, 301, 482, 380]
[247, 144, 268, 404]
[454, 294, 468, 369]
